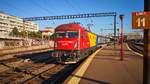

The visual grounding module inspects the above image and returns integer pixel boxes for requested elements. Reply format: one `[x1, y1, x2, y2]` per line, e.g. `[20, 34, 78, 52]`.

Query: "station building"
[40, 27, 54, 36]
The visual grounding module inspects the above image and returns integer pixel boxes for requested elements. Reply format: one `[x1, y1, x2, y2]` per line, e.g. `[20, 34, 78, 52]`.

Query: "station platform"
[64, 44, 143, 84]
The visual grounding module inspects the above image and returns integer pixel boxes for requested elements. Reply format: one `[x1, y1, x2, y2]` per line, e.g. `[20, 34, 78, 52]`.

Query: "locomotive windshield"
[67, 31, 78, 38]
[56, 32, 66, 38]
[56, 31, 78, 38]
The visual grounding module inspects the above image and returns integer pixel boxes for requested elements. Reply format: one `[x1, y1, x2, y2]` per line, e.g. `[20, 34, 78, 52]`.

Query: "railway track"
[0, 49, 58, 83]
[0, 45, 102, 83]
[0, 58, 57, 83]
[0, 49, 79, 84]
[0, 50, 53, 72]
[127, 41, 144, 55]
[0, 51, 90, 84]
[0, 56, 79, 84]
[23, 64, 67, 84]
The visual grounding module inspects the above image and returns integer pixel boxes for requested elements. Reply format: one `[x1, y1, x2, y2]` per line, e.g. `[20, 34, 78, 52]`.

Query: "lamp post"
[114, 15, 117, 48]
[119, 14, 124, 61]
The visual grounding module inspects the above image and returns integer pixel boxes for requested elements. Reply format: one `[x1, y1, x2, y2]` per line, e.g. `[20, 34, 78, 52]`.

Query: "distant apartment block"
[0, 12, 39, 36]
[23, 21, 39, 32]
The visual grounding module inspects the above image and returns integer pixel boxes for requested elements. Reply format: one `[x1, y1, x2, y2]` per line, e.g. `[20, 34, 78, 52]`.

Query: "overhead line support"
[22, 12, 117, 21]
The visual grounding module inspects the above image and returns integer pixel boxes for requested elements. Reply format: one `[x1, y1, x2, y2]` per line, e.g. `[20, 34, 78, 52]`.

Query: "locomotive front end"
[52, 24, 81, 64]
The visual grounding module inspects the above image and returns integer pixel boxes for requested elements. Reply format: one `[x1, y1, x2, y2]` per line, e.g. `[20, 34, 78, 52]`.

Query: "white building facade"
[23, 21, 39, 32]
[0, 12, 39, 37]
[0, 12, 9, 36]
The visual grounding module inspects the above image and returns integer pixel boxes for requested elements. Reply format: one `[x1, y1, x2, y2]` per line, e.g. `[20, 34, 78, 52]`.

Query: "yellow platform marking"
[126, 43, 143, 57]
[66, 47, 104, 84]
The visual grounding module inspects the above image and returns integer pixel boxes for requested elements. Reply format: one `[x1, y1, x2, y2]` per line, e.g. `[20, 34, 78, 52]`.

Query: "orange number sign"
[132, 12, 150, 29]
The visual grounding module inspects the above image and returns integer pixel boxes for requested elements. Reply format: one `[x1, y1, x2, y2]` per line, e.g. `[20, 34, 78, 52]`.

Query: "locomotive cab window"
[56, 31, 78, 38]
[67, 31, 78, 38]
[56, 32, 66, 38]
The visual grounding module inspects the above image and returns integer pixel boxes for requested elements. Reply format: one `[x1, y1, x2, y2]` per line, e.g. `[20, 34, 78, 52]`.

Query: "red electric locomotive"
[52, 23, 98, 64]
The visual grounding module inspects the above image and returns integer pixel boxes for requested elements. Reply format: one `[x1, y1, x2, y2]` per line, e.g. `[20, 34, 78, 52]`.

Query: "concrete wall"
[0, 44, 53, 56]
[0, 41, 4, 49]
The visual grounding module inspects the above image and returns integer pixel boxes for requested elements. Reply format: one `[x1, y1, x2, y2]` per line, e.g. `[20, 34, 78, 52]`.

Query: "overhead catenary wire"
[42, 0, 57, 25]
[67, 0, 95, 32]
[30, 0, 54, 15]
[43, 0, 59, 14]
[64, 0, 79, 13]
[0, 0, 27, 15]
[64, 0, 80, 23]
[30, 0, 55, 25]
[64, 0, 94, 30]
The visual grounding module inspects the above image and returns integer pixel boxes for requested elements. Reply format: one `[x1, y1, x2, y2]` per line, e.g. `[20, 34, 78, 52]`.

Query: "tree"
[36, 31, 42, 39]
[49, 34, 55, 40]
[19, 30, 28, 38]
[9, 27, 19, 37]
[28, 31, 42, 39]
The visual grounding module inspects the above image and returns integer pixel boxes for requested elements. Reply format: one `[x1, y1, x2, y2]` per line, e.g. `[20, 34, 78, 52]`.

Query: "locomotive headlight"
[74, 42, 78, 48]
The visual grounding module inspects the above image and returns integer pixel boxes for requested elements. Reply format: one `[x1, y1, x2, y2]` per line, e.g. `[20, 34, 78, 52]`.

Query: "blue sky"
[0, 0, 143, 35]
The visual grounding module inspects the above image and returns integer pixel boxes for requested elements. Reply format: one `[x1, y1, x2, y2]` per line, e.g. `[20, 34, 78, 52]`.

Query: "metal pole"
[114, 15, 117, 48]
[144, 0, 150, 84]
[117, 28, 119, 43]
[120, 15, 124, 61]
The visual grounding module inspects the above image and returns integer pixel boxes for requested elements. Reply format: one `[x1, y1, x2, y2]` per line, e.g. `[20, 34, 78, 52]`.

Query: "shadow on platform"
[71, 74, 110, 84]
[93, 56, 131, 62]
[102, 48, 130, 52]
